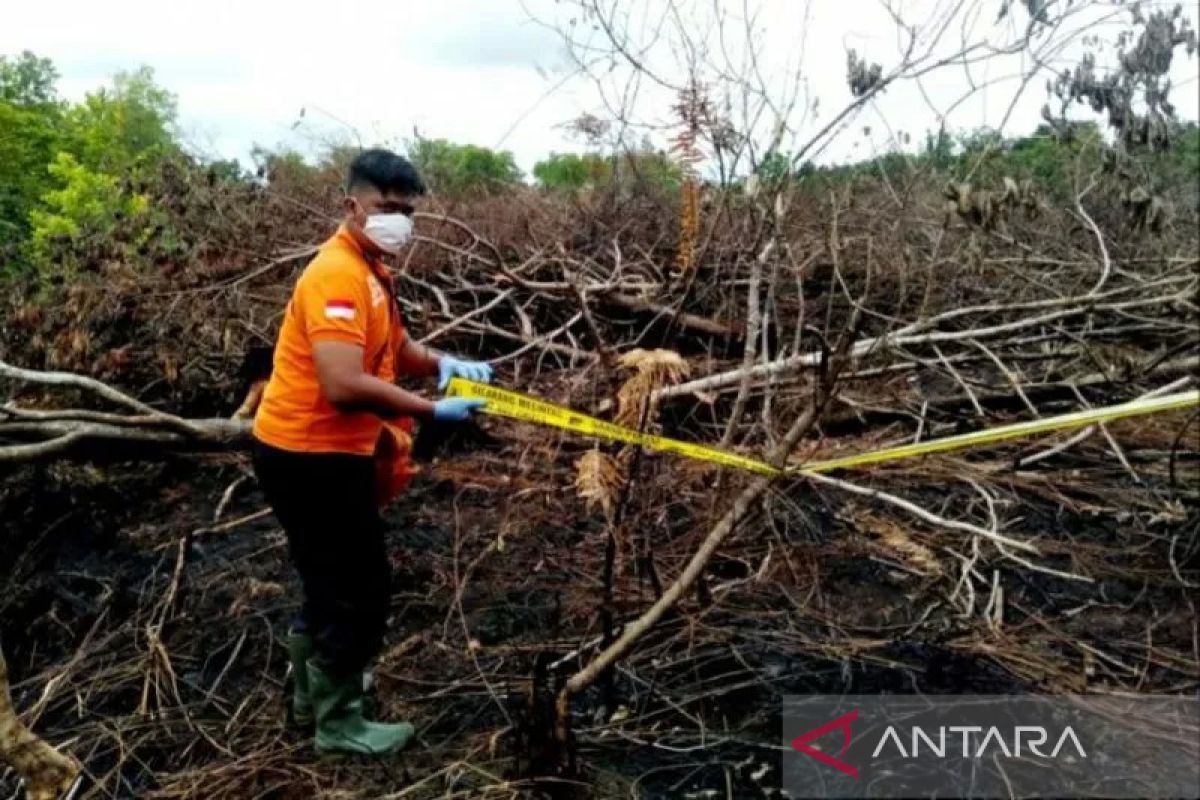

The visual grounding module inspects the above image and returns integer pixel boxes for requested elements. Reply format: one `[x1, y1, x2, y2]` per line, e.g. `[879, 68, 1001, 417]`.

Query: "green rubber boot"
[307, 660, 414, 756]
[287, 631, 314, 727]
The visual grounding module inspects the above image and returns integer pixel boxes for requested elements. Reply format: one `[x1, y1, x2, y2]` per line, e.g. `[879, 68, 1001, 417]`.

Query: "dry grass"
[614, 349, 690, 429]
[574, 449, 624, 520]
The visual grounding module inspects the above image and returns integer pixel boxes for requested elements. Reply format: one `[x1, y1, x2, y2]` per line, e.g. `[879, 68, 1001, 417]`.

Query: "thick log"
[0, 418, 250, 463]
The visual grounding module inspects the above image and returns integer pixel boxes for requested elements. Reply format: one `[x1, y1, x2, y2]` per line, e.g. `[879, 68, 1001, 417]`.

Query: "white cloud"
[4, 0, 1197, 174]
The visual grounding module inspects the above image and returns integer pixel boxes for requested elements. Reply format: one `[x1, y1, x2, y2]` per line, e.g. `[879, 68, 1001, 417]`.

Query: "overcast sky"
[5, 0, 1198, 174]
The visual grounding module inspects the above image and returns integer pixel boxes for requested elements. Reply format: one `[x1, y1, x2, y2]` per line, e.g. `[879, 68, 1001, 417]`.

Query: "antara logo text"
[790, 709, 1087, 778]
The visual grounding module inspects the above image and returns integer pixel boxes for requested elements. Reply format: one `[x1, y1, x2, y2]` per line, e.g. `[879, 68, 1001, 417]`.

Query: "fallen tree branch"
[803, 471, 1041, 555]
[1, 360, 162, 416]
[0, 360, 208, 438]
[0, 416, 249, 462]
[654, 288, 1193, 401]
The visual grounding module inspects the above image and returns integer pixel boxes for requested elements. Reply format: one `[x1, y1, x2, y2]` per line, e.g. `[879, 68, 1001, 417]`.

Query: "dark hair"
[346, 148, 426, 196]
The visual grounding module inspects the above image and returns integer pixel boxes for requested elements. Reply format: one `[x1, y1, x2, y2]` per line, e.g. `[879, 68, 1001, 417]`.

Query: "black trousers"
[252, 440, 390, 678]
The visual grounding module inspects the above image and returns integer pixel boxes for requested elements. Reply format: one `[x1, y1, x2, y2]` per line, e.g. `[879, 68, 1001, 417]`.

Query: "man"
[251, 148, 489, 756]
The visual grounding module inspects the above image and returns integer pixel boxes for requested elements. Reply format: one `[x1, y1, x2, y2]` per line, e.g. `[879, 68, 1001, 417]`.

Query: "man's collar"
[334, 223, 366, 259]
[334, 223, 391, 282]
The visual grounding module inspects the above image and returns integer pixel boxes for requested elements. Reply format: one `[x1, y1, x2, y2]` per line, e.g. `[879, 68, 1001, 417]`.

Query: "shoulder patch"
[324, 299, 356, 320]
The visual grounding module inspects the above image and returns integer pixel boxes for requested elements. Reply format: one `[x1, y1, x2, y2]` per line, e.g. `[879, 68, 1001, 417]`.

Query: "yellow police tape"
[445, 377, 1199, 476]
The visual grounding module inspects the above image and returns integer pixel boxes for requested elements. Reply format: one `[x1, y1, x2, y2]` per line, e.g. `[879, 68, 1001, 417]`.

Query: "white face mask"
[362, 213, 414, 254]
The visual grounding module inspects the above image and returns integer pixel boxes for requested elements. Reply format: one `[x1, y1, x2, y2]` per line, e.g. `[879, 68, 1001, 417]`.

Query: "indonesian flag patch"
[324, 299, 356, 320]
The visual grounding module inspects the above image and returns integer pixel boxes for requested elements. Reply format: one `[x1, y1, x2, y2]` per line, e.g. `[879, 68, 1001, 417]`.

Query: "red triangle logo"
[790, 708, 860, 778]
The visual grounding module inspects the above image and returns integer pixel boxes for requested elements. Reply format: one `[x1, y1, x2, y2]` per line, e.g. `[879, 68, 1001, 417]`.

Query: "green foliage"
[204, 158, 247, 184]
[615, 149, 682, 192]
[784, 124, 1116, 200]
[533, 152, 612, 190]
[1, 59, 181, 277]
[1169, 123, 1200, 183]
[960, 124, 1103, 196]
[0, 102, 61, 241]
[921, 130, 956, 170]
[407, 138, 522, 195]
[532, 149, 682, 194]
[780, 120, 1198, 208]
[759, 145, 924, 195]
[0, 53, 64, 271]
[28, 152, 151, 275]
[252, 147, 317, 184]
[0, 51, 59, 107]
[755, 151, 792, 189]
[63, 67, 179, 174]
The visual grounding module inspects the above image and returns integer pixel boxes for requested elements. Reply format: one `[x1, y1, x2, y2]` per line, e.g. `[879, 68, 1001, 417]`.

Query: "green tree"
[252, 146, 318, 185]
[0, 104, 61, 242]
[407, 138, 522, 195]
[12, 66, 179, 277]
[0, 52, 64, 270]
[613, 149, 682, 193]
[532, 152, 613, 190]
[921, 129, 956, 170]
[63, 67, 179, 175]
[2, 62, 183, 277]
[0, 51, 59, 107]
[532, 149, 681, 194]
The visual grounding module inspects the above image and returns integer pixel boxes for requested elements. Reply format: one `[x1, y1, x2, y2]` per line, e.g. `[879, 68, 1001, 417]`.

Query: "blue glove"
[433, 397, 486, 422]
[438, 355, 493, 391]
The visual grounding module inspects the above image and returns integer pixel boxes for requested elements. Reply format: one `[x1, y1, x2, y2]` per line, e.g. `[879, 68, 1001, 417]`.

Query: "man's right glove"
[432, 397, 486, 422]
[437, 356, 493, 391]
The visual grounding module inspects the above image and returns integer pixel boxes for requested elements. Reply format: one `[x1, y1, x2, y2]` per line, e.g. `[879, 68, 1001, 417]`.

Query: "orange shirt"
[253, 226, 407, 455]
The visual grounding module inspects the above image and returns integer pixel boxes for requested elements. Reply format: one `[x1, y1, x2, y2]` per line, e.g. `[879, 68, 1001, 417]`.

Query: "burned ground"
[2, 384, 1195, 798]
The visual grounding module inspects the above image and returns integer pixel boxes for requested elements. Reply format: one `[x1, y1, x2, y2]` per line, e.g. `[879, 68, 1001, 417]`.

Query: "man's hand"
[432, 397, 486, 422]
[437, 356, 493, 391]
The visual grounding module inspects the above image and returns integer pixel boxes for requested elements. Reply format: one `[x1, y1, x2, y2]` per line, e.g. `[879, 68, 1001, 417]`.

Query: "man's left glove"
[437, 355, 493, 391]
[432, 397, 486, 422]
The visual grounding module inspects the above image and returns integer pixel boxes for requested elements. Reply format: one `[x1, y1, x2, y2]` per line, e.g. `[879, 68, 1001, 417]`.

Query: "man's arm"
[314, 341, 435, 417]
[396, 335, 440, 379]
[397, 335, 493, 390]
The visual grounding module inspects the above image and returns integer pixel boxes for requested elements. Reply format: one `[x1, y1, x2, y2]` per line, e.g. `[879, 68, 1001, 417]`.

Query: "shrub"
[533, 152, 613, 190]
[407, 138, 522, 195]
[28, 153, 151, 277]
